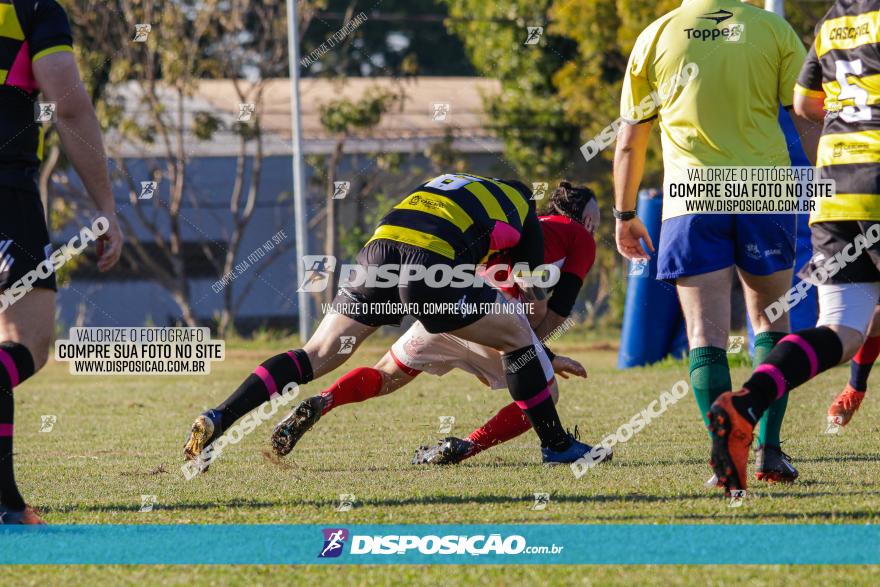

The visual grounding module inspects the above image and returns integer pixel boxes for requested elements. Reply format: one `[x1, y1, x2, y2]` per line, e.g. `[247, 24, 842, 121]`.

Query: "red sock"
[465, 401, 532, 459]
[854, 335, 880, 365]
[319, 367, 384, 414]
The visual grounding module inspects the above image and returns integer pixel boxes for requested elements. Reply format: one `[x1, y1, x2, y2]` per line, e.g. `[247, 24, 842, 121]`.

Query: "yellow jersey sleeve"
[620, 27, 659, 123]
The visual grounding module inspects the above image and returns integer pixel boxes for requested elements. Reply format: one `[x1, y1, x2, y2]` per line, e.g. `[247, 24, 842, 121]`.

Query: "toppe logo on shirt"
[686, 10, 744, 43]
[698, 9, 733, 25]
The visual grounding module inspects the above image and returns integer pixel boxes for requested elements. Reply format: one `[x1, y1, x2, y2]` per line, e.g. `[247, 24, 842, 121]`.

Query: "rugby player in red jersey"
[268, 182, 603, 465]
[185, 173, 606, 470]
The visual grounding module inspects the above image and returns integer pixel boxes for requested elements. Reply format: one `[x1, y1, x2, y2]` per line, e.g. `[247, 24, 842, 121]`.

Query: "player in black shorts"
[0, 1, 124, 524]
[184, 173, 602, 469]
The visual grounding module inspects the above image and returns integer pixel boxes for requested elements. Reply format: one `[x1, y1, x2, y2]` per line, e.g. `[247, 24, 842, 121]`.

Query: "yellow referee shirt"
[620, 0, 807, 220]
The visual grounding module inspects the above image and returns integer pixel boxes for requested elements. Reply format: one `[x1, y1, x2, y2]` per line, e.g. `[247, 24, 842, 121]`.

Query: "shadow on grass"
[39, 488, 880, 519]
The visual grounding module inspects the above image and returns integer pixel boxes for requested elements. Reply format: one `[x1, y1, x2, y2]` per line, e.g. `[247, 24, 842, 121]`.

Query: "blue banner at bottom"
[0, 524, 877, 565]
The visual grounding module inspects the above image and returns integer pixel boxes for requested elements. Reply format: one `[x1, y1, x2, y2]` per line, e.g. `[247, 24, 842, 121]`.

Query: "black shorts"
[798, 220, 880, 285]
[334, 239, 498, 334]
[0, 187, 56, 292]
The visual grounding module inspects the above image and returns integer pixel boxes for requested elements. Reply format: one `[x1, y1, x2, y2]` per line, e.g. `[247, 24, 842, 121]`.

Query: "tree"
[441, 0, 580, 180]
[50, 0, 295, 334]
[300, 0, 475, 78]
[305, 85, 404, 304]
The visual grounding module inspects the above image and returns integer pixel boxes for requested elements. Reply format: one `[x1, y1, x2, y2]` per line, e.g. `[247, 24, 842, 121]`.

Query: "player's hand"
[615, 217, 654, 260]
[96, 212, 124, 272]
[552, 355, 587, 379]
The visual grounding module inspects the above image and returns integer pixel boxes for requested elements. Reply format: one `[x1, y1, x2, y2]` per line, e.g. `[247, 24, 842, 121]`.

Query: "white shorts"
[390, 316, 553, 390]
[816, 282, 880, 335]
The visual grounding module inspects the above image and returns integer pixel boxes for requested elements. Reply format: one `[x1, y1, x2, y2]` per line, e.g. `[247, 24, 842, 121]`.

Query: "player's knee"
[26, 332, 51, 372]
[302, 340, 343, 379]
[495, 323, 535, 352]
[827, 325, 865, 362]
[869, 306, 880, 337]
[373, 354, 414, 395]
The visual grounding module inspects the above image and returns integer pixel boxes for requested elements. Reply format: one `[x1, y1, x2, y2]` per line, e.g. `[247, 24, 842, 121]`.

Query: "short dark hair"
[541, 181, 596, 221]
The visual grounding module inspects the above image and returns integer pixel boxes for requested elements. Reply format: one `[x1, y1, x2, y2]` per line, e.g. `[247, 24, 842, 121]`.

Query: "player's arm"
[788, 33, 824, 165]
[793, 93, 826, 123]
[534, 308, 568, 341]
[614, 32, 656, 262]
[790, 109, 822, 166]
[791, 72, 825, 166]
[534, 273, 582, 340]
[33, 52, 124, 272]
[30, 0, 122, 270]
[613, 121, 655, 260]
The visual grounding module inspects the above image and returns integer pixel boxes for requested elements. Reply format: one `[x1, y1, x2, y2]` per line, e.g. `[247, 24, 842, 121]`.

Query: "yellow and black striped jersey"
[796, 0, 880, 223]
[0, 0, 74, 191]
[368, 173, 538, 265]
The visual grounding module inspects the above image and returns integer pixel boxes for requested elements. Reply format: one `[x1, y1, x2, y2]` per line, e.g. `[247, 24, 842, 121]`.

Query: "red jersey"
[539, 214, 596, 281]
[488, 214, 596, 298]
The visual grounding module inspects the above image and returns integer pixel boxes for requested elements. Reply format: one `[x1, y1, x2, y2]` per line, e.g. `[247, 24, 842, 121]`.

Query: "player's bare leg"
[676, 268, 732, 487]
[185, 311, 376, 464]
[677, 267, 733, 423]
[0, 289, 54, 524]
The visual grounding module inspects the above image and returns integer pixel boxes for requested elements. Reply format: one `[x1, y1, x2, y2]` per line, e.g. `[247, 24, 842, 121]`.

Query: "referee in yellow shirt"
[613, 0, 819, 485]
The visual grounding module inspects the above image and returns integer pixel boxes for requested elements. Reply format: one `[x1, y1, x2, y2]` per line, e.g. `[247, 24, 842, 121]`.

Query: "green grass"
[6, 339, 880, 583]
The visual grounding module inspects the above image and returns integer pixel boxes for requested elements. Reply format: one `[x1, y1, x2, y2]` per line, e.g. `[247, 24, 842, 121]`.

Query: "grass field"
[5, 336, 880, 585]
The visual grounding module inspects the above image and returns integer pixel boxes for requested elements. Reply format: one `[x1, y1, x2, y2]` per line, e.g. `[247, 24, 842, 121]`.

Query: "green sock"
[689, 346, 731, 431]
[755, 331, 789, 447]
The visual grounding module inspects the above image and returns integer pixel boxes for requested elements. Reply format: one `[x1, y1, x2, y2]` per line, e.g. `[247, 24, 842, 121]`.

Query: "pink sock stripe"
[0, 424, 13, 437]
[785, 334, 818, 378]
[253, 365, 278, 398]
[287, 351, 303, 380]
[0, 349, 20, 388]
[514, 387, 552, 410]
[754, 364, 787, 400]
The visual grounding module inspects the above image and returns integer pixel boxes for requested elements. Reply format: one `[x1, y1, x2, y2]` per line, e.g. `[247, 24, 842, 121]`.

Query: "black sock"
[0, 342, 36, 511]
[735, 327, 843, 424]
[849, 360, 874, 392]
[216, 349, 313, 430]
[848, 335, 880, 392]
[502, 345, 570, 451]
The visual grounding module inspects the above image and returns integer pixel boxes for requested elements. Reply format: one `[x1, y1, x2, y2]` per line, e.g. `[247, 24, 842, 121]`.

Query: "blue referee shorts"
[656, 214, 797, 282]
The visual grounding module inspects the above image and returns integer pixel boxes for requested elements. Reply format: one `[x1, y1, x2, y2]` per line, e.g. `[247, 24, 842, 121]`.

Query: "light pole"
[286, 0, 312, 341]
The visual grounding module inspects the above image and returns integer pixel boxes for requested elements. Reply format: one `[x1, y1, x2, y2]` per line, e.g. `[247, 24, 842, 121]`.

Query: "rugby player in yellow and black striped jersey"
[0, 0, 123, 524]
[796, 0, 880, 222]
[794, 0, 880, 433]
[709, 1, 880, 495]
[184, 173, 606, 470]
